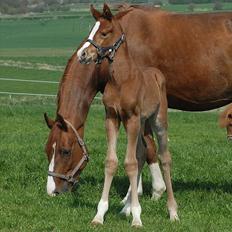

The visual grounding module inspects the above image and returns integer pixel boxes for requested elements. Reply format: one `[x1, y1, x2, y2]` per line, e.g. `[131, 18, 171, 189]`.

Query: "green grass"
[0, 16, 93, 49]
[0, 99, 231, 231]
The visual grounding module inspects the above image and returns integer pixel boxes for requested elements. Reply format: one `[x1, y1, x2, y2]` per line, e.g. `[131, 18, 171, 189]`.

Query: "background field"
[0, 3, 232, 232]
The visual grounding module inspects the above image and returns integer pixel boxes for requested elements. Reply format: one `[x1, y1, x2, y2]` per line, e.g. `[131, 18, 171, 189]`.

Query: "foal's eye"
[61, 148, 71, 156]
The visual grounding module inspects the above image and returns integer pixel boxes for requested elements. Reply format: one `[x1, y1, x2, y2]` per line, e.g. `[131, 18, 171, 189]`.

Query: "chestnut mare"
[44, 53, 165, 198]
[78, 5, 178, 227]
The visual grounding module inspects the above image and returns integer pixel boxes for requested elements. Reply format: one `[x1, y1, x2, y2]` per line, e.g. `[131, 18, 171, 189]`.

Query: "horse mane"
[56, 50, 77, 111]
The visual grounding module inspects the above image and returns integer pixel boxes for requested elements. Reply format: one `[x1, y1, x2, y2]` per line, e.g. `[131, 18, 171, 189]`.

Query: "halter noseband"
[87, 33, 125, 64]
[48, 119, 89, 185]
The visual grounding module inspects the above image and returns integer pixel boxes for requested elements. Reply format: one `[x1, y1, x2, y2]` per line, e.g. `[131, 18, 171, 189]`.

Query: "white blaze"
[47, 142, 56, 196]
[77, 21, 100, 59]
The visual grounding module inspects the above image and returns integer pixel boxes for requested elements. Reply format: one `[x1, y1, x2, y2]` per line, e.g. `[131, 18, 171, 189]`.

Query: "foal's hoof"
[151, 185, 166, 201]
[120, 204, 131, 217]
[170, 211, 179, 222]
[132, 219, 143, 228]
[91, 216, 104, 226]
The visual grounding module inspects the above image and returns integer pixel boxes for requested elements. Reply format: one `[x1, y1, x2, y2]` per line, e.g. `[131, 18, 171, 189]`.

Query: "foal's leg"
[154, 102, 179, 221]
[120, 132, 145, 216]
[123, 115, 142, 227]
[144, 122, 166, 200]
[91, 113, 120, 225]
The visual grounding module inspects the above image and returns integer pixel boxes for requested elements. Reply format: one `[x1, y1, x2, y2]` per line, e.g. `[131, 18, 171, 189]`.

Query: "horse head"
[44, 113, 89, 196]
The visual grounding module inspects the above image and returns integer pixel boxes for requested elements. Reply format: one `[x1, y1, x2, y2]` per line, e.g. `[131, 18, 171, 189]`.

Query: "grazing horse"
[78, 4, 178, 227]
[44, 53, 165, 198]
[219, 104, 232, 140]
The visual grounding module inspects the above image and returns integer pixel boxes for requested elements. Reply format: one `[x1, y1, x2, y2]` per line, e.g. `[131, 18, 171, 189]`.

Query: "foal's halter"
[48, 119, 89, 185]
[87, 33, 125, 64]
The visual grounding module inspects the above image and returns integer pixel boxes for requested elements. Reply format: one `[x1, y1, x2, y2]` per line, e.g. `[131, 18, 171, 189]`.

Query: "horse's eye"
[101, 32, 107, 38]
[61, 148, 71, 156]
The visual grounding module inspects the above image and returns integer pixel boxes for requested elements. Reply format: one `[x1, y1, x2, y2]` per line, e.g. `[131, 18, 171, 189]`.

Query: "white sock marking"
[149, 163, 166, 198]
[47, 142, 56, 196]
[77, 21, 100, 59]
[92, 199, 108, 224]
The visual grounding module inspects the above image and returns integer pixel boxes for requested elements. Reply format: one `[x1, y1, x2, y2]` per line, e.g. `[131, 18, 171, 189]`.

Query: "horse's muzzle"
[227, 135, 232, 141]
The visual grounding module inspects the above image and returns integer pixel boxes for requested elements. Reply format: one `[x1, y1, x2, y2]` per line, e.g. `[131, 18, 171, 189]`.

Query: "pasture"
[0, 100, 232, 231]
[0, 6, 232, 232]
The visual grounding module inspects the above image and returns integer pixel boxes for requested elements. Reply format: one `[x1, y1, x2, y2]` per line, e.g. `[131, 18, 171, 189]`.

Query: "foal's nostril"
[81, 51, 87, 59]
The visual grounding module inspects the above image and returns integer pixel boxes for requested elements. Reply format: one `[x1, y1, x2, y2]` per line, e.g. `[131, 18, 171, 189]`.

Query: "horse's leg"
[120, 132, 146, 216]
[123, 115, 142, 227]
[121, 174, 143, 205]
[154, 99, 179, 221]
[91, 113, 120, 225]
[144, 121, 166, 200]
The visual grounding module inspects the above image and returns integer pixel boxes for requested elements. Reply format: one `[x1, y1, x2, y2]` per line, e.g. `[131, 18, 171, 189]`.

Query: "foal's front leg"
[91, 113, 120, 225]
[123, 115, 142, 227]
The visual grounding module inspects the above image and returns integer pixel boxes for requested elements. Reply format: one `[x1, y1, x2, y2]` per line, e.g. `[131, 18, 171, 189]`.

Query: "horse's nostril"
[54, 190, 60, 195]
[81, 51, 87, 59]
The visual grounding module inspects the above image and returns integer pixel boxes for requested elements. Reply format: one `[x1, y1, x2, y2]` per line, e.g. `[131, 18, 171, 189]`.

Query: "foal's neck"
[110, 39, 134, 83]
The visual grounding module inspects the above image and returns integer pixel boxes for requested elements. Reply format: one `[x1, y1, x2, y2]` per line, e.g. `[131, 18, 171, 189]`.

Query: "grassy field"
[0, 100, 232, 231]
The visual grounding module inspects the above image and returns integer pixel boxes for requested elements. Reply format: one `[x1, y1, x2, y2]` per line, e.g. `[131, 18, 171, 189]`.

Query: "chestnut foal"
[78, 5, 178, 227]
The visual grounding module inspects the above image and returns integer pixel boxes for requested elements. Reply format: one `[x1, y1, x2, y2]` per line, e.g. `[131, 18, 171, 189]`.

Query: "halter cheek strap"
[87, 33, 125, 64]
[47, 119, 89, 185]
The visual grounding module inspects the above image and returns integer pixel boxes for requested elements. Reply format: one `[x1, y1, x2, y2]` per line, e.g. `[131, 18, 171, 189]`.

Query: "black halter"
[87, 34, 125, 64]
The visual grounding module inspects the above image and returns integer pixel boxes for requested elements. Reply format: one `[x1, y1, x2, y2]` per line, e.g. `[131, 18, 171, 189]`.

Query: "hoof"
[170, 212, 179, 222]
[91, 216, 104, 225]
[151, 186, 166, 201]
[132, 219, 143, 228]
[120, 204, 131, 217]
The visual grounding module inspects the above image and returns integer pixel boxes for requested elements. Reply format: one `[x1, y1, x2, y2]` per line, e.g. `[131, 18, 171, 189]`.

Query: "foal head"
[77, 4, 128, 64]
[44, 113, 88, 196]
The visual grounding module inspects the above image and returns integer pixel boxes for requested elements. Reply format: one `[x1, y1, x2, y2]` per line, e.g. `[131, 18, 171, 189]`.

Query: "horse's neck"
[57, 59, 98, 129]
[110, 41, 134, 83]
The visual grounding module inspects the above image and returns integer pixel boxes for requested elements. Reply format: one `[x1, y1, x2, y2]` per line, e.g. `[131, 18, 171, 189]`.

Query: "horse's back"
[121, 8, 232, 110]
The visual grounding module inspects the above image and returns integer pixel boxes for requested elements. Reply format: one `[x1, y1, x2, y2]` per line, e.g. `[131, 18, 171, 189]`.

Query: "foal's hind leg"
[154, 103, 179, 221]
[91, 112, 120, 225]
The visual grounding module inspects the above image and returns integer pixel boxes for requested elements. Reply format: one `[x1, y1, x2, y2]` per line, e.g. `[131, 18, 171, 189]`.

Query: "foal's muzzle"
[227, 135, 232, 141]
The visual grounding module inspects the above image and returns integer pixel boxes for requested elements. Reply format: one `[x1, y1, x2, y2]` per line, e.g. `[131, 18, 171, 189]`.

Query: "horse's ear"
[103, 3, 113, 20]
[44, 113, 54, 129]
[115, 9, 132, 20]
[90, 4, 102, 20]
[56, 114, 68, 132]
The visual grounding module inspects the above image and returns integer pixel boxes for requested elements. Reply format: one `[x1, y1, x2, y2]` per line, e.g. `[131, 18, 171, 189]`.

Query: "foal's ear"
[44, 113, 55, 129]
[90, 4, 102, 20]
[103, 3, 113, 20]
[56, 114, 68, 132]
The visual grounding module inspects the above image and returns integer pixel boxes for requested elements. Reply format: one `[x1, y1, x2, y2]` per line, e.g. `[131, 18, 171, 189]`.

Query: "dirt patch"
[0, 59, 64, 71]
